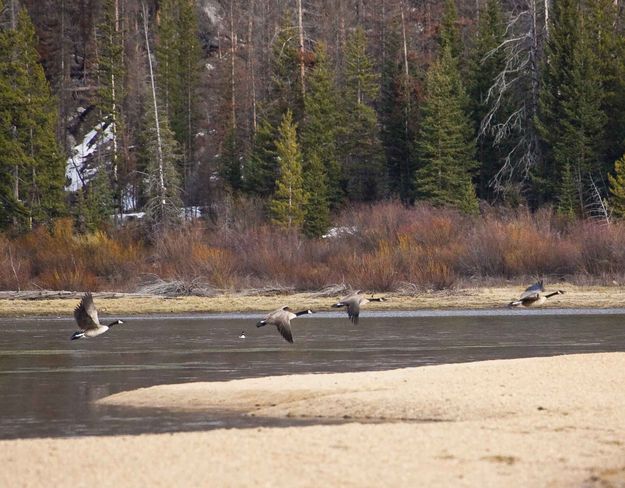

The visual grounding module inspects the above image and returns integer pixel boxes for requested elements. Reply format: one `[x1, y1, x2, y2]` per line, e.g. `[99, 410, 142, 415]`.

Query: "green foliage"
[301, 42, 342, 209]
[439, 0, 462, 59]
[220, 128, 242, 192]
[414, 48, 478, 214]
[340, 27, 386, 201]
[303, 152, 330, 238]
[608, 154, 625, 218]
[156, 0, 202, 166]
[0, 8, 66, 230]
[557, 162, 579, 218]
[245, 118, 277, 197]
[536, 0, 606, 207]
[379, 19, 416, 202]
[467, 0, 506, 200]
[270, 111, 307, 230]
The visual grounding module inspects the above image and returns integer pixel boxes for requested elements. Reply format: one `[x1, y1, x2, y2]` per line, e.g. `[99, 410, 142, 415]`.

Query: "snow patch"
[322, 226, 357, 239]
[65, 123, 114, 192]
[201, 3, 221, 25]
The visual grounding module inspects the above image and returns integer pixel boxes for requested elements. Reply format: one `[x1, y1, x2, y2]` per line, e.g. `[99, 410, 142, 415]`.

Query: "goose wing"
[519, 281, 544, 300]
[346, 301, 361, 325]
[74, 293, 100, 331]
[276, 320, 294, 343]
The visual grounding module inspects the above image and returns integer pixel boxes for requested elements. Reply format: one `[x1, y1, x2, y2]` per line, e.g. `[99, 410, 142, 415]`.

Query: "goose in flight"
[509, 280, 564, 307]
[70, 292, 124, 340]
[332, 290, 385, 324]
[256, 306, 313, 343]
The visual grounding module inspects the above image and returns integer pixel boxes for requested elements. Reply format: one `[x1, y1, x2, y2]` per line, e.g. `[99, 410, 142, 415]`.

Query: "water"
[1, 309, 624, 439]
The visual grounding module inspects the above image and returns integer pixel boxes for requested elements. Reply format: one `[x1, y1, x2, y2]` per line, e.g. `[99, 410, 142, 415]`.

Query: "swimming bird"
[332, 291, 385, 324]
[70, 292, 124, 340]
[509, 280, 564, 307]
[239, 331, 246, 339]
[256, 306, 313, 343]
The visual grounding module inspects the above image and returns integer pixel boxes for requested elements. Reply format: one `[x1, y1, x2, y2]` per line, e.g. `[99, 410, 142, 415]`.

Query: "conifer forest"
[2, 0, 625, 292]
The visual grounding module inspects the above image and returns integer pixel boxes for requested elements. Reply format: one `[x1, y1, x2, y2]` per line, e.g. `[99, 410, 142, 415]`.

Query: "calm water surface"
[1, 309, 624, 439]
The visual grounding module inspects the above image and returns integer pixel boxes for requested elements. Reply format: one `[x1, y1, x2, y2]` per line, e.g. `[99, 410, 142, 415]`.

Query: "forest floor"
[0, 284, 624, 317]
[2, 353, 624, 487]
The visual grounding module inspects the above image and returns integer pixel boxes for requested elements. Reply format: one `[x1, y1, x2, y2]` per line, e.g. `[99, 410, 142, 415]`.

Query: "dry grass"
[1, 284, 623, 317]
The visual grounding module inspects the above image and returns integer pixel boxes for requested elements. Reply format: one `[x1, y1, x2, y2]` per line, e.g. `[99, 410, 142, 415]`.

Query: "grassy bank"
[1, 284, 624, 317]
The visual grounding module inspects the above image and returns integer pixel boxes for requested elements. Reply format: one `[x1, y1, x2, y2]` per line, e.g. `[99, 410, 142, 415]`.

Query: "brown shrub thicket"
[3, 202, 625, 293]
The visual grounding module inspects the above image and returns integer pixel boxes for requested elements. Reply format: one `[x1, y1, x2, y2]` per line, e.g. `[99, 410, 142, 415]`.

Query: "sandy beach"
[1, 352, 624, 487]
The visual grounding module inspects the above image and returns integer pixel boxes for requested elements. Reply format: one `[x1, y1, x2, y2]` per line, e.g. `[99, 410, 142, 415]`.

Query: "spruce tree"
[414, 47, 478, 214]
[220, 128, 242, 192]
[557, 161, 578, 218]
[84, 160, 114, 231]
[439, 0, 462, 59]
[301, 42, 340, 211]
[302, 152, 330, 238]
[608, 154, 625, 218]
[244, 119, 277, 197]
[339, 27, 386, 201]
[379, 19, 416, 202]
[269, 110, 307, 230]
[467, 0, 506, 200]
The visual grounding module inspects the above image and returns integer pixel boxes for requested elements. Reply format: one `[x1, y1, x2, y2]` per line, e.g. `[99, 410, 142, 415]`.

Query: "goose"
[239, 331, 246, 339]
[332, 291, 385, 324]
[70, 292, 124, 340]
[509, 280, 564, 307]
[256, 306, 313, 343]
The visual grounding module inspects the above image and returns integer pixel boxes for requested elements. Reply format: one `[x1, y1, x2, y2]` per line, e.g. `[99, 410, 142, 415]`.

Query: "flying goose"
[509, 280, 565, 307]
[256, 306, 313, 343]
[332, 290, 385, 324]
[70, 292, 124, 340]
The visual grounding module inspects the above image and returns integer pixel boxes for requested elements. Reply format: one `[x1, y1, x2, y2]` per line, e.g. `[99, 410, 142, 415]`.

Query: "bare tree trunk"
[544, 0, 549, 35]
[141, 1, 165, 195]
[296, 0, 306, 98]
[10, 0, 18, 210]
[230, 0, 237, 129]
[247, 0, 257, 133]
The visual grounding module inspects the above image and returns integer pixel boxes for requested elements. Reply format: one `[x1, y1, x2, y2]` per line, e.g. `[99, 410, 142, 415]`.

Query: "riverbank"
[0, 284, 624, 317]
[1, 353, 624, 487]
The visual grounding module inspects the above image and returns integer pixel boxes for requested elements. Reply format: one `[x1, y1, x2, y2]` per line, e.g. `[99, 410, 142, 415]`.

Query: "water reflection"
[0, 310, 624, 439]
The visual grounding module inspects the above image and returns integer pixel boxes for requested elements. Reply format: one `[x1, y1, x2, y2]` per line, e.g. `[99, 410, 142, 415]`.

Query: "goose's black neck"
[107, 319, 122, 328]
[295, 310, 311, 316]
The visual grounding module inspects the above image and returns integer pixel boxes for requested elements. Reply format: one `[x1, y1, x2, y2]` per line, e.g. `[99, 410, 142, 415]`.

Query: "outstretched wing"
[347, 301, 360, 325]
[519, 281, 544, 300]
[276, 321, 294, 343]
[74, 293, 100, 331]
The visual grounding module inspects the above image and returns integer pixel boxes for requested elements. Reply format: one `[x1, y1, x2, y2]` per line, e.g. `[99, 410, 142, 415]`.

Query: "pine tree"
[339, 27, 386, 201]
[84, 160, 114, 231]
[439, 0, 462, 60]
[608, 154, 625, 218]
[220, 128, 242, 192]
[467, 0, 506, 200]
[302, 152, 330, 238]
[379, 18, 416, 202]
[557, 161, 578, 218]
[10, 8, 66, 228]
[414, 47, 478, 214]
[536, 0, 606, 206]
[301, 42, 341, 210]
[95, 0, 124, 214]
[244, 118, 277, 197]
[269, 110, 307, 230]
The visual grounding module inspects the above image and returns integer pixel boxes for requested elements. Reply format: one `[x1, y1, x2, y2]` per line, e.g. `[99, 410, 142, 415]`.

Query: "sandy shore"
[2, 353, 624, 487]
[1, 284, 624, 317]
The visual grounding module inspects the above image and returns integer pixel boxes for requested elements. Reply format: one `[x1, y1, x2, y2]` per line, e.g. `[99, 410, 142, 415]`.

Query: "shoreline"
[1, 353, 624, 487]
[1, 284, 625, 317]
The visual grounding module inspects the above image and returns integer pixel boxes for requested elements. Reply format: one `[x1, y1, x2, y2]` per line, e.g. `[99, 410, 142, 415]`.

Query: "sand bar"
[2, 353, 624, 487]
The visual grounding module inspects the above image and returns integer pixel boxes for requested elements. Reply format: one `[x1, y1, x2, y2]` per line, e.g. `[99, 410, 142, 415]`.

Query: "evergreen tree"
[414, 47, 478, 214]
[139, 103, 183, 233]
[95, 0, 125, 212]
[608, 154, 625, 218]
[467, 0, 506, 200]
[244, 119, 277, 197]
[557, 161, 578, 218]
[536, 0, 606, 207]
[302, 152, 330, 238]
[84, 160, 114, 231]
[379, 19, 416, 202]
[339, 27, 386, 201]
[270, 110, 307, 230]
[301, 42, 341, 210]
[9, 8, 66, 228]
[220, 128, 242, 192]
[439, 0, 462, 60]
